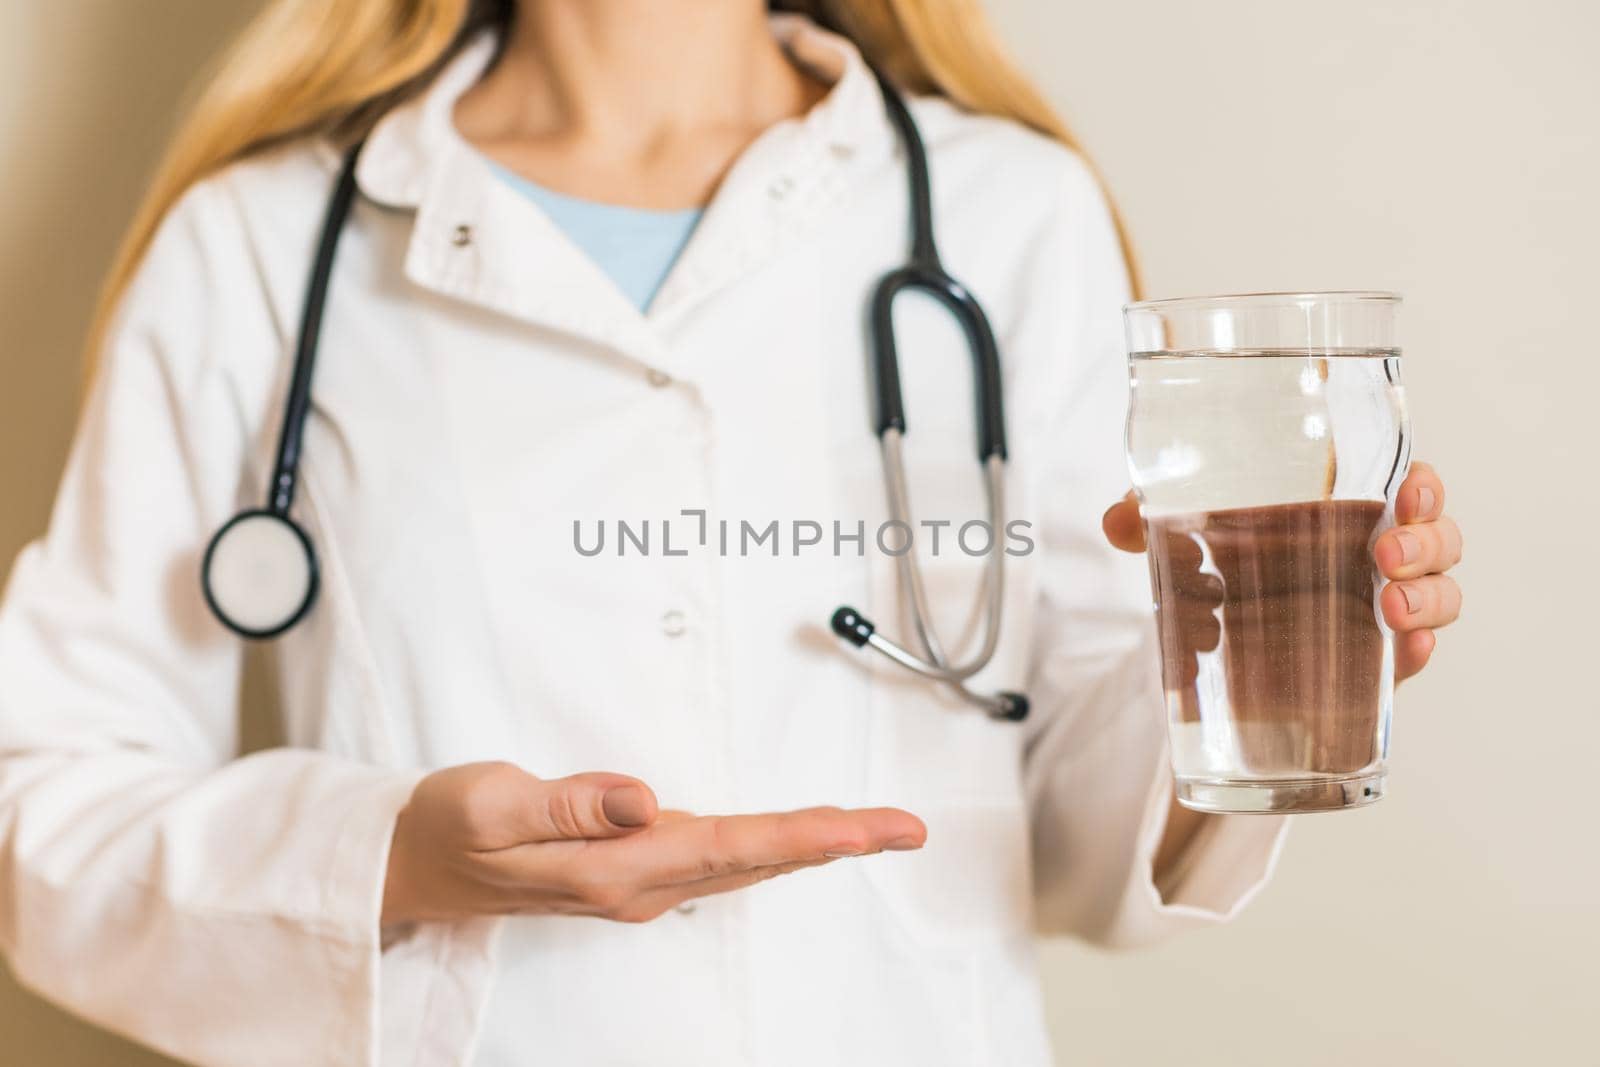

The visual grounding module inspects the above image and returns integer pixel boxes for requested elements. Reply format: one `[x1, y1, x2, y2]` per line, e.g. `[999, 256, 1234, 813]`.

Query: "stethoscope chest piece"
[201, 509, 319, 639]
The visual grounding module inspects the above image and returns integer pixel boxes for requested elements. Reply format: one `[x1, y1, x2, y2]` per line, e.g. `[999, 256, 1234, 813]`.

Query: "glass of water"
[1123, 292, 1410, 813]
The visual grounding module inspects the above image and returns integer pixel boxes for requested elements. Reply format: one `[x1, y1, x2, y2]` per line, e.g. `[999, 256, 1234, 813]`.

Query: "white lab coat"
[0, 17, 1287, 1067]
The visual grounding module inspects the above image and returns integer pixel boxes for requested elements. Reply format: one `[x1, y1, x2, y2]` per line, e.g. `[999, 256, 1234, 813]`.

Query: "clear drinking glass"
[1123, 292, 1410, 813]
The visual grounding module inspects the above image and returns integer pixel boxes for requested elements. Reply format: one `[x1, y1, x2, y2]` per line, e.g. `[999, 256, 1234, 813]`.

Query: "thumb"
[518, 772, 660, 841]
[1102, 491, 1147, 554]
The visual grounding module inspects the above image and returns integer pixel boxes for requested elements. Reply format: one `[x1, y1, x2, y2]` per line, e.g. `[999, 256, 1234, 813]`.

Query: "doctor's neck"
[454, 0, 827, 209]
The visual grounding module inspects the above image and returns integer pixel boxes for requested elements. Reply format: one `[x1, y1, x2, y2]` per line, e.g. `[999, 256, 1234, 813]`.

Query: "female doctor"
[0, 1, 1463, 1065]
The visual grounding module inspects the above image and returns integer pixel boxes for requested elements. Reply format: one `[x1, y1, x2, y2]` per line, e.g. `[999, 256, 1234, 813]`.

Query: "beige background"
[1, 1, 1595, 1064]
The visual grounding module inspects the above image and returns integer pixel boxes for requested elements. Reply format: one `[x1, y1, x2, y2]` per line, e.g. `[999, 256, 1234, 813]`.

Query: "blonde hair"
[89, 0, 1139, 369]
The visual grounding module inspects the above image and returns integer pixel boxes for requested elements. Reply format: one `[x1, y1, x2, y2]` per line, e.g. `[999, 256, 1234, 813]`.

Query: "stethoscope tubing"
[839, 72, 1027, 722]
[268, 143, 364, 517]
[880, 435, 1005, 682]
[866, 66, 1008, 464]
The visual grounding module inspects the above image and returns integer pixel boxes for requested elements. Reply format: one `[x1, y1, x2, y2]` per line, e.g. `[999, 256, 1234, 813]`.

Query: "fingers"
[1381, 573, 1462, 632]
[1384, 462, 1458, 681]
[486, 769, 659, 846]
[635, 806, 926, 886]
[483, 804, 924, 919]
[1374, 514, 1462, 580]
[1395, 628, 1437, 681]
[1395, 462, 1445, 524]
[1102, 491, 1146, 553]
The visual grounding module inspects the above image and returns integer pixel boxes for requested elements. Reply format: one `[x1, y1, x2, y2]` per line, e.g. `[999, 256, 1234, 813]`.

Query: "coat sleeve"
[1020, 157, 1289, 948]
[0, 179, 424, 1066]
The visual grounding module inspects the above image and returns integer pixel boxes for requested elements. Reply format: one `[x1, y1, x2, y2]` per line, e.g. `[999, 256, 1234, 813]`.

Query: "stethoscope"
[200, 72, 1029, 722]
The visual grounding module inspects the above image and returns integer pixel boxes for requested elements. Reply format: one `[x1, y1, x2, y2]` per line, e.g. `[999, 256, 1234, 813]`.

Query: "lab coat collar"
[352, 15, 895, 368]
[356, 16, 885, 210]
[355, 33, 494, 210]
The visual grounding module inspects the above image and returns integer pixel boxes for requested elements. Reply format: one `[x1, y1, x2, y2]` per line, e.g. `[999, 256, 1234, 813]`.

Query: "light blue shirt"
[492, 165, 703, 312]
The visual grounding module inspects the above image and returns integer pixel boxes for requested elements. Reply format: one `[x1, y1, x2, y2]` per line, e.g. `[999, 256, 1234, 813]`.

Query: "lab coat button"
[768, 175, 795, 200]
[451, 224, 473, 247]
[661, 610, 686, 637]
[646, 368, 672, 388]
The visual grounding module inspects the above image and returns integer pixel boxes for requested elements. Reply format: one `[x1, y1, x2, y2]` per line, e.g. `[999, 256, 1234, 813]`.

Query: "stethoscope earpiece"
[993, 692, 1030, 723]
[830, 606, 874, 647]
[201, 509, 320, 640]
